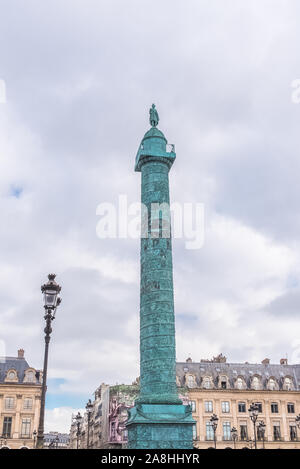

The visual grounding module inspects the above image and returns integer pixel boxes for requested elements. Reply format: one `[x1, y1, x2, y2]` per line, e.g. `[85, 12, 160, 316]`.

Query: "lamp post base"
[36, 435, 44, 449]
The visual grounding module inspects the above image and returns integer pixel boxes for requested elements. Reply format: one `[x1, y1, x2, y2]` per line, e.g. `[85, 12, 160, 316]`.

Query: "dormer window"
[252, 376, 261, 390]
[268, 378, 278, 391]
[24, 370, 35, 383]
[220, 376, 228, 389]
[202, 377, 212, 389]
[283, 377, 293, 391]
[186, 374, 196, 388]
[5, 369, 18, 382]
[236, 377, 245, 390]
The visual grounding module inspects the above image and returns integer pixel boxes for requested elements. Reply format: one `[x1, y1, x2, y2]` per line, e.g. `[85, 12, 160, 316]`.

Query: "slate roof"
[176, 361, 300, 391]
[0, 356, 39, 385]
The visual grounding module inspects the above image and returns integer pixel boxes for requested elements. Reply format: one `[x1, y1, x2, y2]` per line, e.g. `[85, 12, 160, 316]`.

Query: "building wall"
[0, 384, 41, 449]
[188, 388, 300, 449]
[44, 432, 70, 449]
[0, 351, 42, 449]
[70, 383, 138, 449]
[69, 359, 300, 450]
[69, 421, 79, 449]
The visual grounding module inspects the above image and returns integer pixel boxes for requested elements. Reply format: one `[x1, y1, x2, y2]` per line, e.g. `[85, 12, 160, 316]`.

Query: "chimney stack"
[17, 349, 24, 359]
[186, 357, 193, 363]
[280, 358, 288, 365]
[262, 358, 270, 365]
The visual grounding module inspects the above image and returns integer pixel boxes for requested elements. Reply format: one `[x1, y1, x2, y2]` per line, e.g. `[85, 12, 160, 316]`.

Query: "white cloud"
[45, 407, 85, 433]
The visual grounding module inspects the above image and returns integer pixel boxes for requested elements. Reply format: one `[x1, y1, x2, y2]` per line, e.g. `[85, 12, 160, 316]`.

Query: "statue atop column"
[149, 103, 159, 127]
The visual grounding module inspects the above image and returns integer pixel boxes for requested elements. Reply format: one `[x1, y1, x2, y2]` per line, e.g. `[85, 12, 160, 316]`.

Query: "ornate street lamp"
[86, 399, 93, 449]
[210, 414, 219, 449]
[248, 403, 259, 450]
[258, 421, 266, 449]
[74, 412, 83, 449]
[231, 426, 238, 449]
[36, 274, 62, 449]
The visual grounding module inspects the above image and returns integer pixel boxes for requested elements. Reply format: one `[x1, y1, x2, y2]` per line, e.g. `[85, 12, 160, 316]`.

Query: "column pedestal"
[127, 404, 194, 449]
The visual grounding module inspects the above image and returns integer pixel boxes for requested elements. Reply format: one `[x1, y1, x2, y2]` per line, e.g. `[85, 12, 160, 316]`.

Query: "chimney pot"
[17, 349, 24, 359]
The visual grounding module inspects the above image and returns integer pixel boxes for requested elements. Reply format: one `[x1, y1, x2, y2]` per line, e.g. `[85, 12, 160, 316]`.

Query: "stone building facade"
[177, 356, 300, 449]
[44, 431, 70, 449]
[70, 383, 139, 449]
[69, 356, 300, 449]
[0, 349, 42, 449]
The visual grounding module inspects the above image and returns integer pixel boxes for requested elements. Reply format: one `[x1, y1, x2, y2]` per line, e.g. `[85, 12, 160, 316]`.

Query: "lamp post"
[231, 426, 238, 449]
[36, 274, 62, 449]
[86, 399, 93, 449]
[210, 414, 219, 449]
[295, 414, 300, 441]
[32, 430, 37, 449]
[248, 403, 259, 450]
[258, 421, 266, 449]
[48, 440, 54, 449]
[74, 412, 83, 449]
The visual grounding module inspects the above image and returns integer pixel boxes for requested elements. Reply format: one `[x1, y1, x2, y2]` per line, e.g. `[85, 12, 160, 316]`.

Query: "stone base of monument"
[126, 403, 195, 449]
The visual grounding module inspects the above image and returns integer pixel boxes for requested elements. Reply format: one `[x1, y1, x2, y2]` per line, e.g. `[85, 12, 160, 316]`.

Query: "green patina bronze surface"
[127, 106, 194, 449]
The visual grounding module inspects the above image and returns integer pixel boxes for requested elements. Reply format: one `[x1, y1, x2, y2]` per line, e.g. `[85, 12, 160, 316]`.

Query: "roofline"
[176, 362, 300, 366]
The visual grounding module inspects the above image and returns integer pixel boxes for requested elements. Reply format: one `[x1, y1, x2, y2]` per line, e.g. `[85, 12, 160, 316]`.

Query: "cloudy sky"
[1, 0, 300, 432]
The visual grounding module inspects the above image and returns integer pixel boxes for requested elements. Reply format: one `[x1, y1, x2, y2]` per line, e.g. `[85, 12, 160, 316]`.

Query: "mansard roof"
[176, 361, 300, 391]
[0, 356, 39, 385]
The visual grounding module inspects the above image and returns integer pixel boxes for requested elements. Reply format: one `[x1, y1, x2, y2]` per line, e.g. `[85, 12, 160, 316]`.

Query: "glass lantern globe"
[41, 274, 61, 309]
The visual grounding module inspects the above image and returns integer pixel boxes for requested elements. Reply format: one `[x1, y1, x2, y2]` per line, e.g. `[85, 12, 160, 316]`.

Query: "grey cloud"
[265, 288, 300, 318]
[1, 0, 300, 431]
